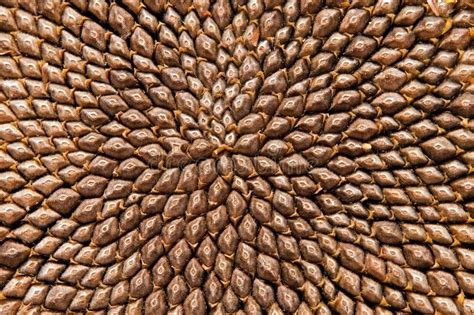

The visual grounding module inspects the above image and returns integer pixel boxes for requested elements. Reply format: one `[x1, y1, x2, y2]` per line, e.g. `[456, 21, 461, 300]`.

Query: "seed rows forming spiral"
[0, 0, 473, 314]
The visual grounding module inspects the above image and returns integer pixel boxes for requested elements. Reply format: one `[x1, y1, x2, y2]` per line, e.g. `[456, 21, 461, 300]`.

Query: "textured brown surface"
[0, 0, 473, 314]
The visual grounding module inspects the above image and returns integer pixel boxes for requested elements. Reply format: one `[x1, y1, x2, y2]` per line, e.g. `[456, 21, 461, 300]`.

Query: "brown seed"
[44, 285, 77, 311]
[47, 188, 80, 215]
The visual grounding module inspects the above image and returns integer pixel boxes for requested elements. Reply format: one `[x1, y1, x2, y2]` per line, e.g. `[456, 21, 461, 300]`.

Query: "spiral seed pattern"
[0, 0, 473, 314]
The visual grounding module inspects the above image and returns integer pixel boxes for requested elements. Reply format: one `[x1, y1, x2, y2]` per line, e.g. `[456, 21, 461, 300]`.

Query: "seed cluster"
[0, 0, 473, 314]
